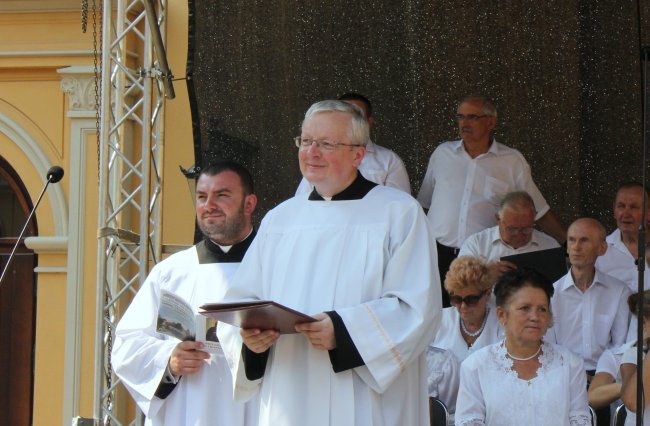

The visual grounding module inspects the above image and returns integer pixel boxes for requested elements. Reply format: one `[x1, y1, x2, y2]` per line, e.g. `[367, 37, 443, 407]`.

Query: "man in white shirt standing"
[546, 218, 631, 426]
[459, 191, 559, 278]
[417, 95, 566, 306]
[596, 182, 650, 291]
[296, 92, 411, 194]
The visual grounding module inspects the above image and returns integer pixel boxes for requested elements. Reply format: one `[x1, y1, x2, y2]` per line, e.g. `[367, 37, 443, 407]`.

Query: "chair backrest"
[429, 397, 449, 426]
[614, 403, 627, 426]
[588, 405, 596, 426]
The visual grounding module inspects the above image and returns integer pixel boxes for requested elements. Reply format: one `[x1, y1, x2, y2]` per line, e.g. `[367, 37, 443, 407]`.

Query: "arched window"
[0, 155, 35, 237]
[0, 155, 36, 425]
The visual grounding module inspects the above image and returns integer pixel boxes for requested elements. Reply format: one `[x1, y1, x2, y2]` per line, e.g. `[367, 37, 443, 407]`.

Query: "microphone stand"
[634, 2, 650, 424]
[636, 45, 649, 426]
[0, 171, 60, 289]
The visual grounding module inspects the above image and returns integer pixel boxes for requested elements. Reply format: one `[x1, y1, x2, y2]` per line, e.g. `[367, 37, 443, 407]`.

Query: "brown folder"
[199, 301, 316, 334]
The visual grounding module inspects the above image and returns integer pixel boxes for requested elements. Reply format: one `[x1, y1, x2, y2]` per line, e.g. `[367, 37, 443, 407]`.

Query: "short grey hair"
[302, 100, 370, 147]
[498, 191, 536, 216]
[458, 95, 498, 119]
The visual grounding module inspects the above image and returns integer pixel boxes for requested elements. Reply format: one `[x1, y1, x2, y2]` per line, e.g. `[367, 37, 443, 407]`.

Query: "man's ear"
[486, 115, 497, 131]
[353, 146, 366, 168]
[597, 240, 607, 257]
[244, 194, 257, 216]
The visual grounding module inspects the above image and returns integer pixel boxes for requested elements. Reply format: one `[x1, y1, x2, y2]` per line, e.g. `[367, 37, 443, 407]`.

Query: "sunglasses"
[449, 290, 487, 307]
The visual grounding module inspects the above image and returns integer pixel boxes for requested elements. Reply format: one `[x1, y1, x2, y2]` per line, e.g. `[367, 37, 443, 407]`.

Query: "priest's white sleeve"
[336, 201, 441, 392]
[216, 231, 267, 401]
[111, 266, 179, 418]
[217, 322, 262, 401]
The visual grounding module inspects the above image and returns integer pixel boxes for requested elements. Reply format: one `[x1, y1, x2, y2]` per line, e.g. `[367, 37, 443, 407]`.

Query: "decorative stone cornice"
[24, 235, 68, 253]
[58, 66, 97, 112]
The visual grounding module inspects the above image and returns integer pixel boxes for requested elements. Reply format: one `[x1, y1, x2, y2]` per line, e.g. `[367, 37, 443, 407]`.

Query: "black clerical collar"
[308, 173, 377, 201]
[196, 230, 256, 264]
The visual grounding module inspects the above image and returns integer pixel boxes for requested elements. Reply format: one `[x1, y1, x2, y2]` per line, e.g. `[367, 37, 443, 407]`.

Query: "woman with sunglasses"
[455, 267, 590, 425]
[431, 256, 503, 364]
[428, 256, 503, 419]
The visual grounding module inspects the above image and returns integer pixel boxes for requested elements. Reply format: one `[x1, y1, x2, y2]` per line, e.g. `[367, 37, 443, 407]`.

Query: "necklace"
[505, 341, 542, 361]
[460, 307, 489, 337]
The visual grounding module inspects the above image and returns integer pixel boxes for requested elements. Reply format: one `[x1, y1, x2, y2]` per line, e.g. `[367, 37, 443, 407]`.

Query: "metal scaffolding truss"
[93, 0, 170, 424]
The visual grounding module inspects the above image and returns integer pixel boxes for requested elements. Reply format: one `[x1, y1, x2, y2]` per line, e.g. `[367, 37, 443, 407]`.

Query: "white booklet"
[156, 289, 221, 353]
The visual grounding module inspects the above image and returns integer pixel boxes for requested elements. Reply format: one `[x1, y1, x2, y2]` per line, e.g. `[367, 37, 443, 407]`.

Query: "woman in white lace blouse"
[455, 268, 591, 426]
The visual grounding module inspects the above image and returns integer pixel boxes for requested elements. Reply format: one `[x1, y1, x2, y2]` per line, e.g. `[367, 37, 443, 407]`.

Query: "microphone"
[0, 166, 65, 288]
[47, 166, 64, 183]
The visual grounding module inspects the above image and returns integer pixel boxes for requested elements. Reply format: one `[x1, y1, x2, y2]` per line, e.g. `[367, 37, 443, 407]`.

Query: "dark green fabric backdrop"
[187, 1, 650, 230]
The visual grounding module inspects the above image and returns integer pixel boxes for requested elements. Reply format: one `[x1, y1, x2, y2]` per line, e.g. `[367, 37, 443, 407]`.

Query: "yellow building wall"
[0, 2, 194, 424]
[162, 0, 196, 241]
[0, 77, 68, 425]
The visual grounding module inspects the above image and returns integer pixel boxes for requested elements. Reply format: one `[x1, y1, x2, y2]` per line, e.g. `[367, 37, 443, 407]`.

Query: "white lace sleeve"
[566, 347, 590, 426]
[455, 353, 486, 425]
[569, 414, 591, 426]
[456, 419, 485, 426]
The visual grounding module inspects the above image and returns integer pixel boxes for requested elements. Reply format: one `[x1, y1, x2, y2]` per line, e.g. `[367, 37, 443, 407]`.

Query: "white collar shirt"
[595, 228, 650, 292]
[620, 346, 650, 425]
[595, 342, 631, 379]
[546, 268, 631, 370]
[432, 305, 503, 364]
[416, 139, 550, 248]
[458, 225, 559, 261]
[296, 140, 411, 195]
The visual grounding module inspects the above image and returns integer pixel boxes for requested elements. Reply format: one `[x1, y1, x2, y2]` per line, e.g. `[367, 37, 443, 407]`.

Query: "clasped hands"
[242, 313, 336, 353]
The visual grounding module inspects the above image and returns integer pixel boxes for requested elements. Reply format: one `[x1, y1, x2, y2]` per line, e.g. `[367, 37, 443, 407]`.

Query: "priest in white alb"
[111, 162, 260, 426]
[218, 100, 442, 426]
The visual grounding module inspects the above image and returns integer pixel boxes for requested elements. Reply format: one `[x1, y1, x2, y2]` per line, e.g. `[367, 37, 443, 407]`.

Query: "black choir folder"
[199, 301, 316, 334]
[500, 246, 569, 284]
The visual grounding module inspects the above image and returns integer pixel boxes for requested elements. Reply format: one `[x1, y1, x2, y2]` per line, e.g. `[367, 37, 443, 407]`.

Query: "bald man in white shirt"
[546, 218, 630, 426]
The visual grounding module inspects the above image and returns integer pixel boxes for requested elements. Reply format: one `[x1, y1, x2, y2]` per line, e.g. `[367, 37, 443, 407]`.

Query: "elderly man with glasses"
[458, 191, 560, 278]
[295, 92, 411, 195]
[217, 99, 441, 426]
[417, 95, 566, 307]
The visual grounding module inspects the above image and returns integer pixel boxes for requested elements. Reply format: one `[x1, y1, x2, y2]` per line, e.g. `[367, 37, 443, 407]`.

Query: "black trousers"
[586, 369, 611, 426]
[436, 242, 459, 308]
[594, 404, 610, 426]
